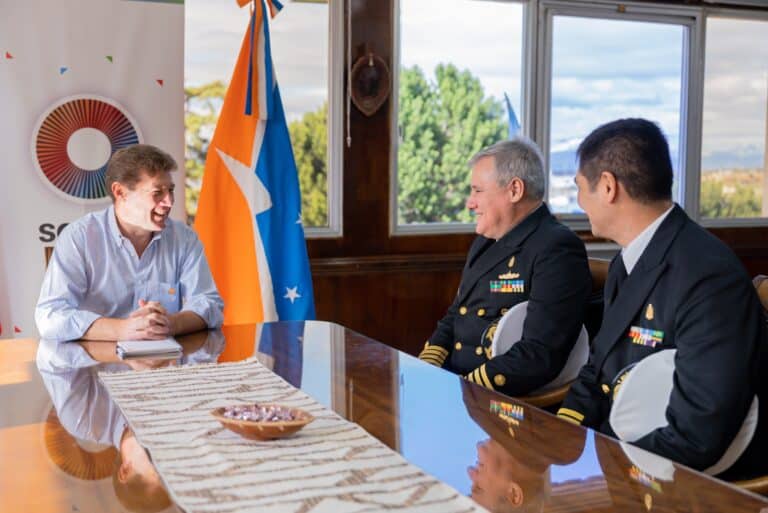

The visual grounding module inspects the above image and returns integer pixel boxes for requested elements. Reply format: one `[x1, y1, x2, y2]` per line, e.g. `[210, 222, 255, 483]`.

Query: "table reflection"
[462, 382, 586, 512]
[35, 331, 224, 512]
[11, 321, 768, 513]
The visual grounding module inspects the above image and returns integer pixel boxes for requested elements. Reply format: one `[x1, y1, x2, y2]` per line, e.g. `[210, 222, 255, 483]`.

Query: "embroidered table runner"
[99, 359, 485, 513]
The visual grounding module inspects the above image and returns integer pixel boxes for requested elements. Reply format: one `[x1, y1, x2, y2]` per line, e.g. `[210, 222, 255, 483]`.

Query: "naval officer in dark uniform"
[558, 118, 768, 480]
[418, 137, 592, 397]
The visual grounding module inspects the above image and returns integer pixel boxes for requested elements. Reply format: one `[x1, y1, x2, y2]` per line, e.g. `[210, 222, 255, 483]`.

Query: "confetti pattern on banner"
[155, 79, 163, 86]
[5, 52, 13, 59]
[14, 326, 21, 333]
[59, 67, 68, 75]
[99, 359, 485, 513]
[105, 55, 113, 63]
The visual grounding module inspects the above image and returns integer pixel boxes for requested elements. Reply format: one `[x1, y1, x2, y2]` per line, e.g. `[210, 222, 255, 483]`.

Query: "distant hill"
[702, 150, 763, 172]
[546, 146, 755, 175]
[550, 150, 578, 174]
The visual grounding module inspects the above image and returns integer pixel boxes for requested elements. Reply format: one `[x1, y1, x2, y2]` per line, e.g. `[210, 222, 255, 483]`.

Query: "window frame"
[536, 0, 703, 230]
[303, 0, 344, 238]
[698, 7, 768, 228]
[388, 0, 768, 235]
[389, 0, 529, 236]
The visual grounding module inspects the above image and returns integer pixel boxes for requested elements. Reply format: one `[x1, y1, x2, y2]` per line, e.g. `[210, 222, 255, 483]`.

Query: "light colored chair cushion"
[491, 301, 589, 393]
[609, 349, 759, 476]
[620, 441, 676, 481]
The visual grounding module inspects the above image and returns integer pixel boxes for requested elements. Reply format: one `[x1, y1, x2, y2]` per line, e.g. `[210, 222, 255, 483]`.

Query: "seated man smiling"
[558, 118, 768, 480]
[419, 138, 591, 397]
[35, 144, 223, 341]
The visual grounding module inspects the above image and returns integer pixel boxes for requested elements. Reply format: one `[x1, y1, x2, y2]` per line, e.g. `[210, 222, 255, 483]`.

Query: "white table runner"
[99, 358, 485, 513]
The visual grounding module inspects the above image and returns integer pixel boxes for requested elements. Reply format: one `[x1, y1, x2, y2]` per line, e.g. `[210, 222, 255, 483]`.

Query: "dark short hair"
[105, 144, 177, 201]
[576, 118, 673, 203]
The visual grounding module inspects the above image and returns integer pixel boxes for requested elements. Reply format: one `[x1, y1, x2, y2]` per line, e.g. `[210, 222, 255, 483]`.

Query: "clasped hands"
[121, 299, 177, 340]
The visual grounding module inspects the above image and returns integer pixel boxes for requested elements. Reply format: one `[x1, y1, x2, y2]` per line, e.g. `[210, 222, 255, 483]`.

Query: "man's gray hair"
[468, 137, 546, 201]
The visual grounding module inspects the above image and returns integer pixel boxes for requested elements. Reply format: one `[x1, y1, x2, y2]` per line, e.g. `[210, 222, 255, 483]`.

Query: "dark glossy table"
[2, 321, 767, 513]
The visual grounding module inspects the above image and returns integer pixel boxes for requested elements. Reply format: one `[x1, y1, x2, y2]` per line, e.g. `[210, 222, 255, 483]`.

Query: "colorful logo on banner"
[31, 95, 142, 203]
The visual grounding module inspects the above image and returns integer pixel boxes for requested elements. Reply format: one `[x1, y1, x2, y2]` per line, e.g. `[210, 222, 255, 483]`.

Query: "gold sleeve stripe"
[424, 345, 449, 354]
[557, 408, 584, 423]
[421, 346, 449, 358]
[417, 350, 446, 365]
[419, 352, 442, 362]
[419, 355, 444, 366]
[478, 364, 493, 389]
[557, 414, 582, 425]
[466, 371, 477, 384]
[471, 369, 491, 390]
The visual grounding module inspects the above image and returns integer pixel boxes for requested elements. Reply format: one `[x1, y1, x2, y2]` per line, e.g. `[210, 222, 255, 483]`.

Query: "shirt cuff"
[183, 296, 224, 329]
[45, 310, 101, 342]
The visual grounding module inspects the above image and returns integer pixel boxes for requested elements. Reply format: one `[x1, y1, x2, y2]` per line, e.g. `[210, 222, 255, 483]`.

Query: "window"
[700, 16, 768, 222]
[184, 0, 342, 236]
[394, 0, 525, 233]
[547, 15, 685, 214]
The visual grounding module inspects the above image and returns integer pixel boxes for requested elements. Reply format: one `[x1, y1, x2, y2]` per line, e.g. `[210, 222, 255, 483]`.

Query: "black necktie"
[605, 257, 628, 309]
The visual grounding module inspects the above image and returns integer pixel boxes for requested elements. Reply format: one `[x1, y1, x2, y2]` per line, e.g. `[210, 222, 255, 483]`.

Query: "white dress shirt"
[35, 205, 224, 341]
[620, 204, 675, 274]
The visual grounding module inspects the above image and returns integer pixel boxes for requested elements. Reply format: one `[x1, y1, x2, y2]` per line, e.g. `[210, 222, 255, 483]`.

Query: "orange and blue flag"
[195, 0, 315, 330]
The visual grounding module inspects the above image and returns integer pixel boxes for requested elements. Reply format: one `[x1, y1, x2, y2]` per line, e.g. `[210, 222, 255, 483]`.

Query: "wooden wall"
[306, 0, 768, 356]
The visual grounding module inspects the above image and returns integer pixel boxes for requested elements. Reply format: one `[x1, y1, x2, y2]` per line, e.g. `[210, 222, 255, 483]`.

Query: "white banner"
[0, 0, 185, 338]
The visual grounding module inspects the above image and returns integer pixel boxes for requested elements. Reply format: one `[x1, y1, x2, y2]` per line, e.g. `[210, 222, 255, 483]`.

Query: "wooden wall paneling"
[312, 254, 463, 354]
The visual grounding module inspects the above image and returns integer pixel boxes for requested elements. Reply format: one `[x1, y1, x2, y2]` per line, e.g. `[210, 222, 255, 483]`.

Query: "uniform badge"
[490, 279, 524, 293]
[628, 326, 664, 347]
[645, 303, 654, 320]
[490, 400, 524, 426]
[498, 271, 520, 279]
[630, 465, 663, 493]
[508, 256, 515, 268]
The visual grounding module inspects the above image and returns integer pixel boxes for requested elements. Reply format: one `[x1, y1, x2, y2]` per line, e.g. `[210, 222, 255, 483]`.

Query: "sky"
[185, 0, 767, 168]
[185, 0, 328, 122]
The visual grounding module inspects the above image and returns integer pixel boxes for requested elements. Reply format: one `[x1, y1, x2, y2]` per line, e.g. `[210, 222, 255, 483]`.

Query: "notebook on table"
[116, 338, 182, 360]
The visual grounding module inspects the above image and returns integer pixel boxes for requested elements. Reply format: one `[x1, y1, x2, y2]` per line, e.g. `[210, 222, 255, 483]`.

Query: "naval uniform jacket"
[419, 204, 591, 397]
[558, 205, 768, 480]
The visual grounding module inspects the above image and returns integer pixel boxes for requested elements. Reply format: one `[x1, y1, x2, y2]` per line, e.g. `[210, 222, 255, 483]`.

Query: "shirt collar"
[497, 202, 548, 247]
[107, 205, 164, 248]
[621, 204, 675, 274]
[106, 205, 125, 247]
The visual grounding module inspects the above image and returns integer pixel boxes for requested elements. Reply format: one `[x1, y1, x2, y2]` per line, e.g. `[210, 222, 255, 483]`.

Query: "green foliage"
[184, 81, 327, 227]
[184, 65, 504, 226]
[397, 64, 506, 224]
[184, 81, 226, 220]
[289, 103, 328, 227]
[700, 171, 762, 219]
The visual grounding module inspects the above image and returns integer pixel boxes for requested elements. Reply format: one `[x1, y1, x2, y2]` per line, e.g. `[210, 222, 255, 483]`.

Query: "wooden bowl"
[211, 404, 315, 441]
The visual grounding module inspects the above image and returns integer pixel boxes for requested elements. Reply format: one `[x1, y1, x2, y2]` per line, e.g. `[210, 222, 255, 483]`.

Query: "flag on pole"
[503, 92, 521, 139]
[195, 0, 315, 329]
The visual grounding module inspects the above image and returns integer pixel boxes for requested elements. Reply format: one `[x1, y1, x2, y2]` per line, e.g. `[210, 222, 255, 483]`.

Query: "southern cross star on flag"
[195, 0, 315, 334]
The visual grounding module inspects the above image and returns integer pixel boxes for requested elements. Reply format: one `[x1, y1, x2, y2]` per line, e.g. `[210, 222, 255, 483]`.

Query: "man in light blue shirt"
[35, 144, 224, 341]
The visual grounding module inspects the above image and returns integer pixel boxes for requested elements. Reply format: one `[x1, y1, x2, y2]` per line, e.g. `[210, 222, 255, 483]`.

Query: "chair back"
[491, 301, 589, 393]
[588, 257, 610, 293]
[609, 349, 759, 476]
